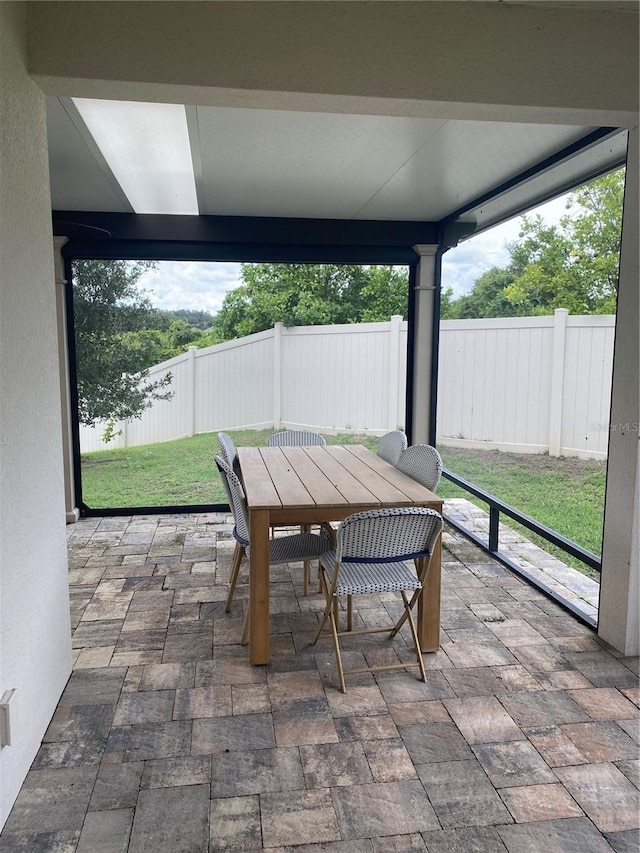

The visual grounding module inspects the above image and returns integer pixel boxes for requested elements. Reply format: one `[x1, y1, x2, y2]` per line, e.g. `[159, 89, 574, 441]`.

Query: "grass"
[81, 432, 605, 577]
[437, 446, 605, 576]
[80, 429, 381, 508]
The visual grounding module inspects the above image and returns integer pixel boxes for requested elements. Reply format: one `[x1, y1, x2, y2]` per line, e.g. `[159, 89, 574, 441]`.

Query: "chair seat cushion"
[320, 551, 422, 595]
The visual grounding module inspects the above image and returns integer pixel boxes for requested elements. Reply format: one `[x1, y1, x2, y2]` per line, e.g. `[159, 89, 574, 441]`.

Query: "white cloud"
[137, 261, 243, 314]
[442, 193, 574, 297]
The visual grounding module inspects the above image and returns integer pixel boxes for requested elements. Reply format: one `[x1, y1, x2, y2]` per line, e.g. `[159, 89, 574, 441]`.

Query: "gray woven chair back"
[396, 444, 442, 492]
[267, 430, 326, 447]
[217, 432, 239, 474]
[215, 455, 250, 545]
[377, 430, 408, 465]
[337, 507, 442, 563]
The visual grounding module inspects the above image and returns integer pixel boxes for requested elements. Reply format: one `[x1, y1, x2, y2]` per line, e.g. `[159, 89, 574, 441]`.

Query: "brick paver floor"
[0, 513, 638, 852]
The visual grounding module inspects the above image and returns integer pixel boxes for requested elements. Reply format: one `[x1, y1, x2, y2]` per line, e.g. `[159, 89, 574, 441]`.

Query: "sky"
[441, 193, 573, 297]
[138, 192, 575, 314]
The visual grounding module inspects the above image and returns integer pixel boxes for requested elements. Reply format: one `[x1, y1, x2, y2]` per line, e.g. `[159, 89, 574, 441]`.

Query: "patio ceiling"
[47, 96, 628, 239]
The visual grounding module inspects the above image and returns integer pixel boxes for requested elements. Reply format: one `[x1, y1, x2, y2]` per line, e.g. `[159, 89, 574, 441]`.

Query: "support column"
[411, 245, 439, 444]
[599, 127, 640, 656]
[53, 237, 79, 524]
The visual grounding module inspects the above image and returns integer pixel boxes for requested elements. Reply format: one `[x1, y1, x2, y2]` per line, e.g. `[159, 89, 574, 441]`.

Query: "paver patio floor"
[0, 513, 638, 852]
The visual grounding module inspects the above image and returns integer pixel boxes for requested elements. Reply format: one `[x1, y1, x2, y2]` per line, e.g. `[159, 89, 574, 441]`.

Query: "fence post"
[549, 308, 568, 456]
[273, 323, 282, 429]
[388, 314, 402, 429]
[188, 346, 197, 437]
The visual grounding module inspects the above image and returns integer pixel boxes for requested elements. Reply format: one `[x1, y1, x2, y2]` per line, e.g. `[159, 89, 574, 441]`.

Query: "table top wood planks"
[237, 444, 443, 665]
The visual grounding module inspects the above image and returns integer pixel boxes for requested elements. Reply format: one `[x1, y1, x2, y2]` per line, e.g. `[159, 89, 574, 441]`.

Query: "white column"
[548, 308, 568, 457]
[411, 245, 439, 443]
[599, 126, 640, 656]
[53, 237, 79, 523]
[273, 322, 282, 429]
[388, 314, 402, 430]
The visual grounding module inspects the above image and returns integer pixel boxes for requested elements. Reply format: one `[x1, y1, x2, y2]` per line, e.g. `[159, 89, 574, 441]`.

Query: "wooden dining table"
[237, 443, 443, 665]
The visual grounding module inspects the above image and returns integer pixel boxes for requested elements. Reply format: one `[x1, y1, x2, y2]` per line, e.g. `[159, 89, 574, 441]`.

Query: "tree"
[439, 286, 456, 320]
[446, 169, 624, 318]
[450, 268, 519, 319]
[72, 260, 173, 427]
[169, 308, 215, 329]
[211, 263, 409, 341]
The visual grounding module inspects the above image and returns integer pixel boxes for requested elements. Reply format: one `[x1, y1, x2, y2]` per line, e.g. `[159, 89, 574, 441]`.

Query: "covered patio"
[0, 512, 637, 851]
[0, 0, 638, 846]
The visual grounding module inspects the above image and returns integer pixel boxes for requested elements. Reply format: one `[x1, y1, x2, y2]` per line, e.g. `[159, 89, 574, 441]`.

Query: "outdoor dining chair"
[215, 455, 333, 631]
[377, 430, 408, 465]
[217, 431, 240, 475]
[266, 430, 326, 580]
[396, 443, 443, 492]
[311, 506, 443, 693]
[267, 430, 326, 447]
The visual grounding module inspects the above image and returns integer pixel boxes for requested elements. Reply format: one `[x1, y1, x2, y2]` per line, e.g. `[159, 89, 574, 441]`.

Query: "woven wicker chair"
[266, 430, 326, 580]
[217, 431, 240, 476]
[396, 444, 443, 492]
[311, 507, 443, 692]
[215, 456, 332, 638]
[377, 430, 408, 465]
[267, 430, 326, 447]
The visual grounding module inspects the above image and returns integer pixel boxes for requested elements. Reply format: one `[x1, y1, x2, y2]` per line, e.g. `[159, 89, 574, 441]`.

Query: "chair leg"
[225, 543, 245, 612]
[333, 596, 340, 633]
[311, 574, 333, 645]
[389, 556, 431, 638]
[303, 561, 310, 596]
[401, 591, 427, 682]
[329, 599, 346, 693]
[347, 595, 353, 632]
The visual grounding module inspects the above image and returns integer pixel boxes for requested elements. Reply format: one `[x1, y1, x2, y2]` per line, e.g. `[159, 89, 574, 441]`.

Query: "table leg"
[249, 508, 271, 665]
[418, 535, 441, 653]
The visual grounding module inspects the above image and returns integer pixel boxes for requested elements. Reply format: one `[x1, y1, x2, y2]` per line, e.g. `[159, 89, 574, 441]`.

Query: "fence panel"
[79, 312, 614, 460]
[436, 317, 554, 453]
[279, 322, 405, 433]
[436, 312, 614, 459]
[561, 316, 615, 458]
[195, 330, 274, 434]
[125, 351, 193, 447]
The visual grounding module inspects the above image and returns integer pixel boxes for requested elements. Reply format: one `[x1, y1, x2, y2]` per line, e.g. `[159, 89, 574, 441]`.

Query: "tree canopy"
[170, 308, 215, 330]
[443, 169, 624, 319]
[72, 260, 177, 426]
[208, 263, 409, 342]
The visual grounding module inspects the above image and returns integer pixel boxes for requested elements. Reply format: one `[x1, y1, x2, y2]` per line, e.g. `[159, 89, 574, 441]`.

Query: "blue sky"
[139, 193, 573, 314]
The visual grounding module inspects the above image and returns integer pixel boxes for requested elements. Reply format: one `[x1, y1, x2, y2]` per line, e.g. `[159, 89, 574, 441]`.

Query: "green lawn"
[437, 446, 605, 576]
[80, 430, 381, 508]
[81, 432, 605, 576]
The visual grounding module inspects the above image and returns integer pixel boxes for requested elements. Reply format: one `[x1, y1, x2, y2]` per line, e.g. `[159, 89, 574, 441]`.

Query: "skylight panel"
[72, 99, 198, 215]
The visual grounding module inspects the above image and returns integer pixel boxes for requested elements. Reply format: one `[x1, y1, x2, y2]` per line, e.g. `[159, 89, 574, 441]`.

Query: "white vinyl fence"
[437, 310, 615, 459]
[80, 310, 615, 460]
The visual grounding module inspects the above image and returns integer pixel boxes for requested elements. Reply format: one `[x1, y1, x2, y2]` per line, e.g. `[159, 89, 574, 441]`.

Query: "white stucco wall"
[0, 3, 72, 829]
[27, 1, 637, 127]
